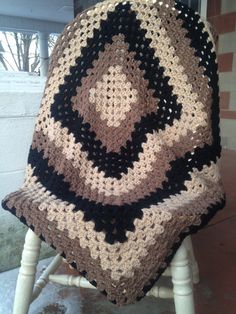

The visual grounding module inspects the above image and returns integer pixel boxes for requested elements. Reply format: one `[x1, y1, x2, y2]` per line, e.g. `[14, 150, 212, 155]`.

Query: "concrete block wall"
[0, 71, 55, 272]
[207, 0, 236, 150]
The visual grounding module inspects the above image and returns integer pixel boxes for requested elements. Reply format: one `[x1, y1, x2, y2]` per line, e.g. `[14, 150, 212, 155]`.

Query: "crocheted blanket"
[2, 0, 225, 306]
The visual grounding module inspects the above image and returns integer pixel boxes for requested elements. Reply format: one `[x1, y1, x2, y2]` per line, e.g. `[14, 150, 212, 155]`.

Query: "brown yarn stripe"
[4, 171, 224, 305]
[131, 0, 211, 147]
[41, 110, 213, 199]
[32, 130, 172, 205]
[5, 161, 222, 278]
[71, 34, 157, 152]
[36, 1, 212, 154]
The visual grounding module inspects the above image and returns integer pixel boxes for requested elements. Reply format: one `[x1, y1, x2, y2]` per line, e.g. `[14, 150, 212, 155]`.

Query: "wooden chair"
[13, 229, 199, 314]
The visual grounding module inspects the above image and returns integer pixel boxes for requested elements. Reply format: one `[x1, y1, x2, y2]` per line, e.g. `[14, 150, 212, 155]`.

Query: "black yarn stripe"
[1, 195, 226, 305]
[27, 139, 216, 244]
[175, 1, 221, 156]
[28, 148, 142, 244]
[51, 2, 182, 179]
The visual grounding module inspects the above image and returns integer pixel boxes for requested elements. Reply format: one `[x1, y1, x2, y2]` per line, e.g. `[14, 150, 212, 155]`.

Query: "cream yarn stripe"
[36, 0, 212, 149]
[19, 162, 223, 280]
[38, 122, 168, 196]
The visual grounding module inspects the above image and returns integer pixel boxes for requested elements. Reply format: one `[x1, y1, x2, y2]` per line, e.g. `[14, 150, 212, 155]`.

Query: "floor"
[0, 149, 235, 314]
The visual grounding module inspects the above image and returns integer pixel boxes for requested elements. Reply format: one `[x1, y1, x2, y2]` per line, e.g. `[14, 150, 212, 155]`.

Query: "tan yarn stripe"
[162, 5, 211, 106]
[45, 177, 223, 280]
[4, 161, 224, 283]
[35, 1, 119, 133]
[38, 0, 134, 133]
[4, 162, 224, 303]
[32, 129, 173, 204]
[3, 190, 204, 305]
[88, 65, 138, 127]
[34, 0, 214, 199]
[40, 104, 214, 199]
[6, 190, 169, 305]
[71, 34, 157, 152]
[5, 167, 171, 284]
[131, 0, 212, 147]
[158, 2, 213, 150]
[49, 162, 223, 280]
[36, 0, 213, 155]
[30, 0, 215, 205]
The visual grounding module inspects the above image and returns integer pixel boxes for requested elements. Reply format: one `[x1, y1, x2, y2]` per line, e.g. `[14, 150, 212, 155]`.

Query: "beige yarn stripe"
[71, 34, 158, 153]
[30, 0, 215, 201]
[33, 126, 170, 198]
[40, 114, 211, 199]
[14, 166, 172, 280]
[36, 0, 212, 149]
[131, 0, 210, 146]
[18, 161, 223, 280]
[7, 185, 222, 304]
[89, 64, 139, 127]
[35, 1, 118, 133]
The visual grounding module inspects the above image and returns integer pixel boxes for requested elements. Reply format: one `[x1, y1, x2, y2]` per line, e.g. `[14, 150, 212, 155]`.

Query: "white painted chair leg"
[184, 236, 200, 284]
[171, 239, 195, 314]
[49, 274, 96, 289]
[32, 254, 63, 302]
[147, 285, 173, 299]
[13, 229, 41, 314]
[13, 229, 198, 314]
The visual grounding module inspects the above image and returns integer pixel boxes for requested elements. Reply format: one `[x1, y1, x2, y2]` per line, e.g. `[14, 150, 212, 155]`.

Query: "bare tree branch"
[13, 32, 22, 69]
[21, 34, 32, 71]
[31, 34, 40, 72]
[1, 31, 57, 73]
[3, 32, 19, 70]
[1, 55, 15, 70]
[0, 55, 8, 70]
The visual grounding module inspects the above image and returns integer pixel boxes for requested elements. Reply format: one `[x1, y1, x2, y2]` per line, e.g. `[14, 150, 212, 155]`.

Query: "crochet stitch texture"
[2, 0, 225, 306]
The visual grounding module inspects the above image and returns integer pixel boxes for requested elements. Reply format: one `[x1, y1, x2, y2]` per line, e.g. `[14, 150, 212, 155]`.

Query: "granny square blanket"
[2, 0, 225, 306]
